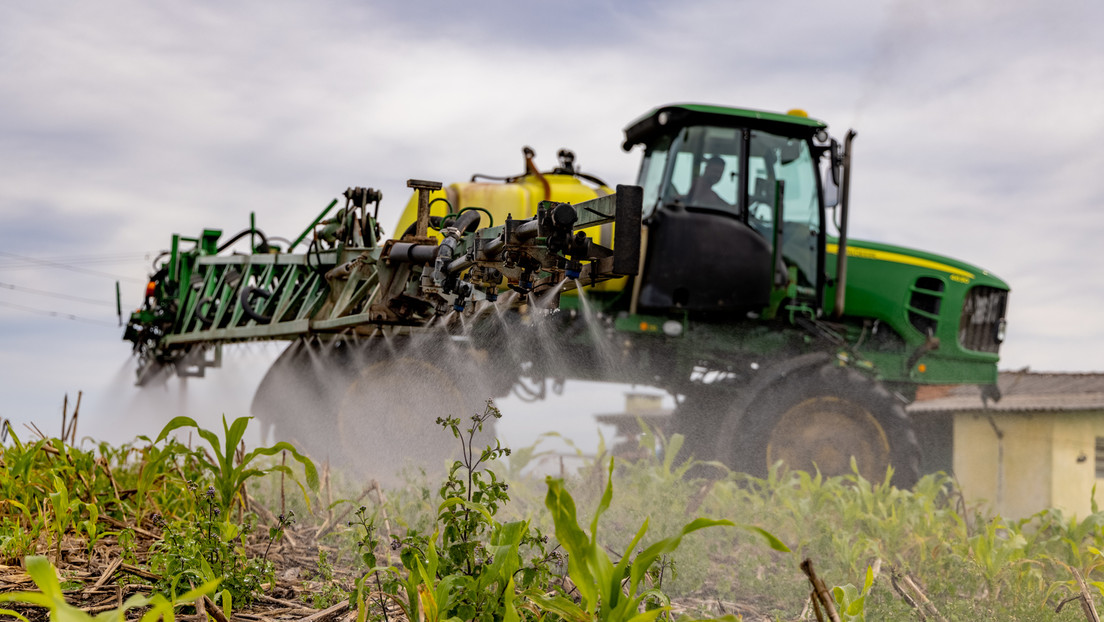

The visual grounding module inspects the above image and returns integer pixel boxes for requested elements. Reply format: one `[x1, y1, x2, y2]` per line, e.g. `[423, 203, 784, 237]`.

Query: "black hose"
[151, 251, 170, 270]
[267, 236, 293, 251]
[217, 228, 271, 254]
[196, 297, 218, 325]
[240, 286, 273, 324]
[452, 209, 482, 234]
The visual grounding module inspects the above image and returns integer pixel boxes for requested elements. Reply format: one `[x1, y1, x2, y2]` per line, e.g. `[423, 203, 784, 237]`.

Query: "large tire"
[251, 337, 497, 482]
[716, 354, 921, 488]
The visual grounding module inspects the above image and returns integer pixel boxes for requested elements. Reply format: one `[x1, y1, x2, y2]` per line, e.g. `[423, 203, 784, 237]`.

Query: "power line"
[0, 250, 153, 263]
[0, 300, 117, 327]
[0, 251, 145, 283]
[0, 250, 157, 268]
[0, 281, 116, 306]
[0, 256, 152, 269]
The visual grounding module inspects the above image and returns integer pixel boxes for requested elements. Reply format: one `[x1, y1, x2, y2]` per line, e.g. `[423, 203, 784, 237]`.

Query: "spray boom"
[123, 182, 641, 385]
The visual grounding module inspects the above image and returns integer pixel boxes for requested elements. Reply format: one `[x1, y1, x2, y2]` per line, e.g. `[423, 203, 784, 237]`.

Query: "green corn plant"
[130, 435, 193, 521]
[832, 564, 875, 622]
[962, 517, 1029, 597]
[77, 501, 116, 556]
[155, 415, 319, 514]
[47, 474, 81, 562]
[0, 555, 217, 622]
[532, 458, 788, 622]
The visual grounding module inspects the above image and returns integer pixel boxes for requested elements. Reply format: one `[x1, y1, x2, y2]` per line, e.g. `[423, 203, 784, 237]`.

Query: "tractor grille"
[958, 285, 1008, 353]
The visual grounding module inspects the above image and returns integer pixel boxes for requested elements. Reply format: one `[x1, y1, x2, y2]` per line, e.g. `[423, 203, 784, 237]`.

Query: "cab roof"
[623, 103, 828, 151]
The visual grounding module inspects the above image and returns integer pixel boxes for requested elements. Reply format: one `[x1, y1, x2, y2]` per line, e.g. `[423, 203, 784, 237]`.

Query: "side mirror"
[829, 139, 841, 185]
[821, 139, 841, 208]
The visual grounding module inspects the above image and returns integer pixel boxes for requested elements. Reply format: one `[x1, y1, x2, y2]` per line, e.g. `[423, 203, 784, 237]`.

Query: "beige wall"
[954, 410, 1104, 520]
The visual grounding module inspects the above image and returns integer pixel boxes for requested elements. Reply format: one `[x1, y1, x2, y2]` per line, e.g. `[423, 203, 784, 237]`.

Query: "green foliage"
[311, 549, 347, 609]
[349, 505, 395, 622]
[0, 555, 217, 622]
[147, 485, 273, 608]
[532, 456, 779, 622]
[832, 565, 874, 621]
[377, 401, 556, 622]
[155, 414, 320, 514]
[17, 402, 1104, 621]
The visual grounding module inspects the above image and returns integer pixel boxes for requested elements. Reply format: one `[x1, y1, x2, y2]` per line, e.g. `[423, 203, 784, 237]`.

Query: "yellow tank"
[393, 172, 629, 293]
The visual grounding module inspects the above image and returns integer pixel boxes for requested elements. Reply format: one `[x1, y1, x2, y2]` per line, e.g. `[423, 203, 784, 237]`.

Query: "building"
[909, 371, 1104, 520]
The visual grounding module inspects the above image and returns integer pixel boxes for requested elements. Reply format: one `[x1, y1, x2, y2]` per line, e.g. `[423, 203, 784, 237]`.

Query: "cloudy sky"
[1, 1, 1102, 446]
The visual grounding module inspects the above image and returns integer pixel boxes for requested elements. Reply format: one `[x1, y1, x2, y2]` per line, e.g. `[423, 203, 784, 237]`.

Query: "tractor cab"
[623, 104, 836, 318]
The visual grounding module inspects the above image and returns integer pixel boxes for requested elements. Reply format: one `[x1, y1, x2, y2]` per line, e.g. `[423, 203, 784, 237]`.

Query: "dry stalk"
[889, 570, 925, 621]
[1055, 567, 1102, 622]
[298, 600, 350, 622]
[800, 559, 840, 622]
[809, 590, 825, 622]
[61, 394, 68, 441]
[64, 391, 82, 445]
[91, 558, 122, 589]
[202, 594, 230, 622]
[96, 457, 122, 503]
[890, 566, 947, 622]
[26, 421, 48, 442]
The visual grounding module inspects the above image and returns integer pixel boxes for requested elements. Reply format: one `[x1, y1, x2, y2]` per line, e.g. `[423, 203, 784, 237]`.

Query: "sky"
[1, 0, 1102, 450]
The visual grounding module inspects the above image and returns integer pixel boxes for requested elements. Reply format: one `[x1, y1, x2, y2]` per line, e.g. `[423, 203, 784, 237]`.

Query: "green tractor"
[124, 104, 1009, 486]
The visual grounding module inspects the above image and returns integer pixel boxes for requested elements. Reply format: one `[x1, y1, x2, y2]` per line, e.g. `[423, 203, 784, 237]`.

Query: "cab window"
[748, 130, 820, 285]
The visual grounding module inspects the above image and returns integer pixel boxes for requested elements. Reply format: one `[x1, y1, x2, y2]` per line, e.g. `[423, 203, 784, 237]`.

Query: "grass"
[3, 406, 1104, 621]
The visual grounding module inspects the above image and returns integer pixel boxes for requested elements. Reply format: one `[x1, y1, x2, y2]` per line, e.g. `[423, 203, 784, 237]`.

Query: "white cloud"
[2, 0, 1103, 441]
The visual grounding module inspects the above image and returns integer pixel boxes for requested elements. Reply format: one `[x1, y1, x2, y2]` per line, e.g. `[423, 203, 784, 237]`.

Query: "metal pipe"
[386, 242, 439, 264]
[833, 130, 857, 318]
[447, 255, 475, 274]
[408, 179, 443, 239]
[483, 235, 506, 257]
[514, 219, 540, 241]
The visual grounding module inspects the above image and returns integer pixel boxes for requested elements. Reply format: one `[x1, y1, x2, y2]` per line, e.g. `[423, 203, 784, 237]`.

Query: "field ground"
[2, 411, 1104, 621]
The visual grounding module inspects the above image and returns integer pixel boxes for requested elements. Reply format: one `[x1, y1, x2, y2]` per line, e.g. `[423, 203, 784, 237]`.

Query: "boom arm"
[123, 183, 642, 385]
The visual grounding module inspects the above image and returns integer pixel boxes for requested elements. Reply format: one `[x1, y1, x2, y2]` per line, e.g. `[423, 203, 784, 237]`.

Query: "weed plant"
[146, 482, 273, 608]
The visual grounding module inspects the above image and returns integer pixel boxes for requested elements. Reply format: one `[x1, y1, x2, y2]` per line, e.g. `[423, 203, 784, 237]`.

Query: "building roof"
[908, 370, 1104, 414]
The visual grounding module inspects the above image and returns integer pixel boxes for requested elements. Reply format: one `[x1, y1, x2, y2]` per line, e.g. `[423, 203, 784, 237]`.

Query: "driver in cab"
[686, 156, 735, 212]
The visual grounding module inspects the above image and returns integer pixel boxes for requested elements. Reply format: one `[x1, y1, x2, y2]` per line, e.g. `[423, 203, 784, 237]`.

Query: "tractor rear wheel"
[717, 354, 921, 488]
[252, 337, 496, 481]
